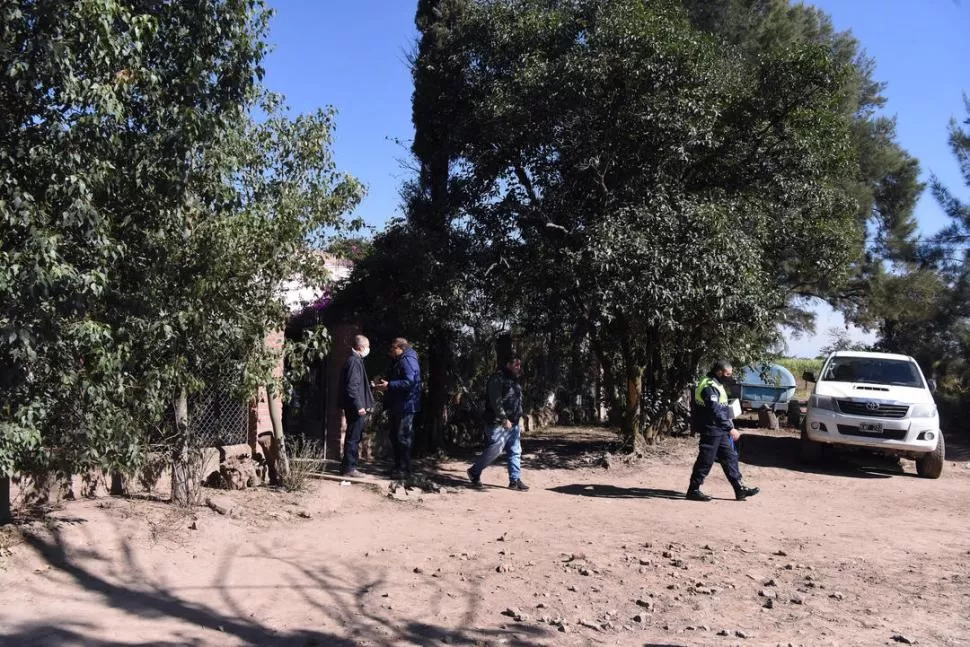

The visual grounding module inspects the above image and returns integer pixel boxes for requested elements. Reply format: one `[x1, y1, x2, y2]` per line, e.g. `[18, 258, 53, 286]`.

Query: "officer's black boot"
[686, 488, 712, 502]
[732, 481, 760, 501]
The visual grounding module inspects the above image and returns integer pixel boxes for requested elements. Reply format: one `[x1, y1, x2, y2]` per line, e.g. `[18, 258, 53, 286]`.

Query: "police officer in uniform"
[686, 360, 760, 502]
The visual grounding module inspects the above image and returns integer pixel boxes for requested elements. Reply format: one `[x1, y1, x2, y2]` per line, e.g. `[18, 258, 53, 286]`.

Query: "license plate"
[859, 422, 883, 433]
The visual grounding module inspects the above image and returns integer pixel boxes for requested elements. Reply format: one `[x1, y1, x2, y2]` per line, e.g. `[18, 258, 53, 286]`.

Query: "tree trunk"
[591, 334, 621, 426]
[109, 472, 125, 495]
[267, 384, 290, 480]
[620, 332, 644, 447]
[622, 368, 643, 445]
[0, 475, 10, 525]
[171, 389, 196, 506]
[587, 341, 600, 424]
[426, 335, 450, 453]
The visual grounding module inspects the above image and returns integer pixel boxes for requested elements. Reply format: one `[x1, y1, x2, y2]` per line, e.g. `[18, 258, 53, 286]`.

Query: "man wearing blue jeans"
[468, 355, 529, 491]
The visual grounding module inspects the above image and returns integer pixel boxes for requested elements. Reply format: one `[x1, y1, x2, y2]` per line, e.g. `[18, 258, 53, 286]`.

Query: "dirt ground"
[1, 425, 969, 647]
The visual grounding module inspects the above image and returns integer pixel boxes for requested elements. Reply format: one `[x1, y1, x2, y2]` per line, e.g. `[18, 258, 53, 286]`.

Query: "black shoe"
[734, 484, 760, 501]
[686, 489, 712, 502]
[467, 468, 485, 489]
[508, 479, 530, 492]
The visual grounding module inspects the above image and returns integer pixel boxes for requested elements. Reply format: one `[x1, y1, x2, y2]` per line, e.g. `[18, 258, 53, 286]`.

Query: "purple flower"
[309, 291, 332, 312]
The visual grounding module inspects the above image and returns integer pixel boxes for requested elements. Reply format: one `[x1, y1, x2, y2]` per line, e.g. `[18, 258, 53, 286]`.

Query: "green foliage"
[417, 0, 876, 442]
[0, 1, 363, 477]
[684, 0, 923, 313]
[777, 358, 823, 376]
[884, 99, 970, 418]
[837, 98, 970, 437]
[817, 327, 870, 357]
[931, 97, 970, 252]
[337, 0, 920, 446]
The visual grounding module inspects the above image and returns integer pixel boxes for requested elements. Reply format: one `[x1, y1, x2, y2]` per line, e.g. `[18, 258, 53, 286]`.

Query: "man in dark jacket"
[341, 334, 375, 477]
[686, 360, 759, 502]
[467, 355, 529, 491]
[374, 338, 421, 478]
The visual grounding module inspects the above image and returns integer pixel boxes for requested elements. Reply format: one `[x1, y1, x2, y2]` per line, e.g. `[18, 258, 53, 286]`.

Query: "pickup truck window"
[820, 357, 924, 388]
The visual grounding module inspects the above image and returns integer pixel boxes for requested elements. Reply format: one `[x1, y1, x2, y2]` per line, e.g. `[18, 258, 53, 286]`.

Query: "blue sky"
[263, 0, 969, 357]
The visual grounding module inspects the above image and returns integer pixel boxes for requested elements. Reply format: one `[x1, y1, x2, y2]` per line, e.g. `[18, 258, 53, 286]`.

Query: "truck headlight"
[910, 404, 937, 418]
[810, 395, 835, 411]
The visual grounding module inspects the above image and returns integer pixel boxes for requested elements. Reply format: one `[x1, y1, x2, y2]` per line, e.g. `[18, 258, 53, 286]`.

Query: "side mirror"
[928, 379, 938, 393]
[803, 371, 817, 383]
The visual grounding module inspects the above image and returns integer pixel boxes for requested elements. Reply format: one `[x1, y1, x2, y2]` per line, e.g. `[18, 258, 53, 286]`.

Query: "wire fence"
[188, 389, 249, 448]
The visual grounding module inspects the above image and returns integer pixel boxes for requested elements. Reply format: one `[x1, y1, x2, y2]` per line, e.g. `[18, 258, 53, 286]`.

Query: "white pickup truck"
[801, 351, 945, 478]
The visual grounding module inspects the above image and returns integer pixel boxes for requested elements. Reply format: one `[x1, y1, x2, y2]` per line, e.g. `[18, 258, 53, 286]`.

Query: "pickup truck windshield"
[820, 357, 924, 388]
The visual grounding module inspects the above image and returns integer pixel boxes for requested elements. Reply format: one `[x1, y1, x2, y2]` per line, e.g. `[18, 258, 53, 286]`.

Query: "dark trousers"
[342, 410, 367, 473]
[688, 432, 742, 491]
[389, 412, 415, 474]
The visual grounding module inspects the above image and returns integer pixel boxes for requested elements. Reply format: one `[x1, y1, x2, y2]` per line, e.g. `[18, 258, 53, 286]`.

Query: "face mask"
[359, 347, 370, 358]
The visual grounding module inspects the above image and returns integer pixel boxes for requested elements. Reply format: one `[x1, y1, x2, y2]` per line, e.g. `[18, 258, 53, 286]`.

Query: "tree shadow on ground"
[737, 432, 919, 479]
[943, 431, 970, 462]
[409, 427, 624, 488]
[320, 426, 621, 478]
[418, 426, 624, 472]
[519, 428, 623, 471]
[1, 521, 550, 646]
[548, 484, 685, 500]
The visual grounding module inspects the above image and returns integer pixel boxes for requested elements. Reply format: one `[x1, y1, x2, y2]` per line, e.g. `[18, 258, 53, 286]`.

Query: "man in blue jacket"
[341, 334, 375, 478]
[686, 360, 760, 502]
[374, 338, 421, 479]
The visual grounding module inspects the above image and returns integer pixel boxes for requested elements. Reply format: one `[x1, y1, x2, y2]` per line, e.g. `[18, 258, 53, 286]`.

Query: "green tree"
[332, 0, 494, 453]
[932, 98, 970, 252]
[0, 0, 362, 503]
[421, 0, 876, 444]
[683, 0, 923, 312]
[887, 100, 970, 385]
[818, 327, 869, 357]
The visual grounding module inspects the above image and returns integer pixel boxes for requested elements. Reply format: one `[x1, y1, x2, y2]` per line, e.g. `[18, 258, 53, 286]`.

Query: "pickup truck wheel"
[916, 433, 945, 479]
[787, 401, 802, 429]
[800, 426, 822, 463]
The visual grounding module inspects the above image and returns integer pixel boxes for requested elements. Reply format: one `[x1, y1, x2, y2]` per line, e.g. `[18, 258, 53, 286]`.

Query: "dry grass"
[146, 506, 196, 545]
[0, 525, 23, 566]
[283, 440, 326, 492]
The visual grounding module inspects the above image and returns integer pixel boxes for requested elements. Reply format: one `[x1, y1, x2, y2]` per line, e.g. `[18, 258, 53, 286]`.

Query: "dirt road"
[1, 427, 968, 646]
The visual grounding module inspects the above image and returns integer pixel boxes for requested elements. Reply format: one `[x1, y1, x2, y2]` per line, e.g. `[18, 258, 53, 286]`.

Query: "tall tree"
[874, 99, 970, 383]
[331, 0, 485, 453]
[444, 0, 868, 443]
[932, 98, 970, 252]
[683, 0, 923, 313]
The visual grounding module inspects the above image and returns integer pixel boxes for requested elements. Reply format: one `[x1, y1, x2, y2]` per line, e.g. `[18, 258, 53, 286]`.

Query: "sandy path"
[1, 427, 968, 647]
